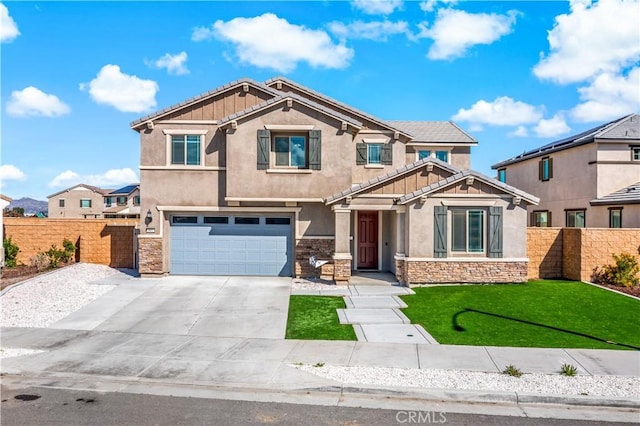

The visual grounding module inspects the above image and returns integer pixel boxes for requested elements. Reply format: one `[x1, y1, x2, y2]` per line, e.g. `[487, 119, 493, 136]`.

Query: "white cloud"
[571, 67, 640, 122]
[533, 114, 571, 137]
[509, 126, 529, 137]
[452, 96, 543, 126]
[0, 4, 20, 43]
[327, 20, 408, 41]
[533, 0, 640, 84]
[6, 87, 71, 117]
[420, 0, 457, 13]
[423, 9, 519, 60]
[82, 65, 158, 113]
[194, 13, 353, 73]
[48, 168, 138, 188]
[0, 165, 26, 181]
[149, 51, 189, 75]
[352, 0, 403, 15]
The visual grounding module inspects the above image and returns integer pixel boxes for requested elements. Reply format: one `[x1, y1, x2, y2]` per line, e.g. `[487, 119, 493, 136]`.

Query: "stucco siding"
[140, 123, 223, 167]
[297, 202, 334, 237]
[48, 189, 106, 218]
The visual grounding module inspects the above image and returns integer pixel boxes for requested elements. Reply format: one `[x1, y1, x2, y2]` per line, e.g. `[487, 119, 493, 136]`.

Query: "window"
[451, 210, 484, 253]
[367, 143, 382, 165]
[566, 210, 585, 228]
[435, 151, 449, 163]
[172, 216, 197, 224]
[632, 147, 640, 161]
[104, 197, 112, 207]
[204, 216, 228, 224]
[539, 157, 552, 181]
[80, 199, 91, 208]
[171, 135, 201, 165]
[497, 168, 506, 183]
[266, 217, 291, 225]
[418, 150, 431, 160]
[609, 208, 622, 228]
[532, 211, 551, 227]
[235, 217, 259, 225]
[274, 135, 307, 168]
[133, 196, 140, 206]
[59, 199, 65, 208]
[116, 196, 127, 206]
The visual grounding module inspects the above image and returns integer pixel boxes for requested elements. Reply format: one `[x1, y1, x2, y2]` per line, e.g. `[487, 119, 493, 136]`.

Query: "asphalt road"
[1, 386, 635, 426]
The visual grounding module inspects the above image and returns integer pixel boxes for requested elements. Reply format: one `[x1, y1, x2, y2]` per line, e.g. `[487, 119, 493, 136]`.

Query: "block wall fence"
[3, 217, 137, 269]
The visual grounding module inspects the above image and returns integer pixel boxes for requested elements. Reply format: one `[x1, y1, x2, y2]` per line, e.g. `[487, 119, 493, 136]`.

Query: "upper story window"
[451, 209, 485, 253]
[356, 139, 392, 166]
[632, 146, 640, 161]
[133, 195, 140, 206]
[367, 144, 382, 165]
[418, 150, 431, 160]
[539, 157, 553, 181]
[609, 208, 622, 228]
[80, 199, 92, 208]
[116, 196, 127, 206]
[531, 211, 551, 227]
[274, 135, 307, 168]
[497, 168, 506, 183]
[104, 197, 112, 207]
[566, 209, 585, 228]
[257, 129, 321, 171]
[435, 151, 449, 163]
[59, 199, 65, 208]
[171, 135, 201, 165]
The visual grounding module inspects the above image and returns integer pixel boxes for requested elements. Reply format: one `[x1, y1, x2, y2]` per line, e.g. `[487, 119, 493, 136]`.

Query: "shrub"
[593, 253, 640, 288]
[45, 244, 65, 268]
[30, 253, 51, 272]
[502, 364, 522, 377]
[560, 363, 578, 377]
[3, 237, 20, 268]
[61, 238, 76, 263]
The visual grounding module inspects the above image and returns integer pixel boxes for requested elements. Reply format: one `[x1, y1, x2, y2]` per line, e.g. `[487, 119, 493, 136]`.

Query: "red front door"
[357, 211, 378, 269]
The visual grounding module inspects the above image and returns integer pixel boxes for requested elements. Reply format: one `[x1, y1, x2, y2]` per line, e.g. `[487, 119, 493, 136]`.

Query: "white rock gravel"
[292, 277, 337, 291]
[294, 365, 640, 399]
[0, 263, 120, 328]
[0, 348, 44, 359]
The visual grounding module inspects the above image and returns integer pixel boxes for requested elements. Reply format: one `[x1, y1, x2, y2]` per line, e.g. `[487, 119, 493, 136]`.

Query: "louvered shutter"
[257, 129, 270, 170]
[356, 143, 367, 165]
[548, 158, 553, 179]
[381, 143, 393, 165]
[488, 206, 503, 258]
[434, 205, 447, 258]
[309, 130, 321, 170]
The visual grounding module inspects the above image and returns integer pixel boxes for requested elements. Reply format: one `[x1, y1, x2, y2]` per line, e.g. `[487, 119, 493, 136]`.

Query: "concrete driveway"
[51, 276, 292, 339]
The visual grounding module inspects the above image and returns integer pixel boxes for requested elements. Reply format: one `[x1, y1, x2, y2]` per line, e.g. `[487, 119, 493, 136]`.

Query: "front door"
[357, 211, 378, 269]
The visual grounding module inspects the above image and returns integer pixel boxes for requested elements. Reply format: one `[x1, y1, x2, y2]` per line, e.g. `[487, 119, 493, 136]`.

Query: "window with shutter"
[309, 130, 321, 170]
[356, 143, 367, 165]
[257, 129, 270, 170]
[381, 144, 393, 165]
[488, 206, 503, 258]
[434, 206, 447, 258]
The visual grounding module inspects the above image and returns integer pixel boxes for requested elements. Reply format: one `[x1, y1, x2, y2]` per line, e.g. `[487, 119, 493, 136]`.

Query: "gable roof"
[47, 184, 111, 199]
[590, 182, 640, 206]
[107, 184, 140, 196]
[492, 114, 639, 169]
[325, 157, 460, 205]
[265, 76, 412, 139]
[398, 169, 539, 205]
[130, 78, 279, 129]
[387, 121, 477, 144]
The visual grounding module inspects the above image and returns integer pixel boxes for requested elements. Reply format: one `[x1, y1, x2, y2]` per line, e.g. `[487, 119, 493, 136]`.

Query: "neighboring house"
[47, 184, 111, 218]
[104, 184, 141, 219]
[1, 194, 13, 268]
[492, 114, 640, 228]
[131, 77, 538, 284]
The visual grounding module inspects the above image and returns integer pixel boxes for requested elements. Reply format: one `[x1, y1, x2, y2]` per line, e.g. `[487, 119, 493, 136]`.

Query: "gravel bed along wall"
[295, 365, 640, 399]
[0, 263, 120, 328]
[0, 348, 44, 359]
[292, 278, 337, 291]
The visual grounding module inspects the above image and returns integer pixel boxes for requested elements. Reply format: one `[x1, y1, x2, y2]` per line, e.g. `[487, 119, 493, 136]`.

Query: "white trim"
[264, 124, 315, 131]
[403, 257, 529, 262]
[440, 200, 498, 206]
[378, 210, 383, 270]
[162, 129, 209, 135]
[357, 194, 404, 198]
[164, 132, 207, 167]
[333, 253, 353, 260]
[363, 138, 388, 144]
[358, 130, 393, 135]
[409, 142, 475, 147]
[157, 205, 302, 213]
[296, 236, 335, 240]
[340, 204, 401, 211]
[266, 169, 313, 174]
[225, 197, 323, 203]
[157, 120, 218, 125]
[140, 166, 226, 171]
[364, 164, 385, 169]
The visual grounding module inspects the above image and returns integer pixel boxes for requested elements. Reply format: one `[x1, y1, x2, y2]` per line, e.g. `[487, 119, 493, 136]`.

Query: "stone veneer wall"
[3, 217, 136, 268]
[527, 228, 563, 279]
[294, 238, 334, 278]
[402, 260, 528, 285]
[333, 259, 351, 282]
[394, 257, 406, 285]
[138, 237, 164, 275]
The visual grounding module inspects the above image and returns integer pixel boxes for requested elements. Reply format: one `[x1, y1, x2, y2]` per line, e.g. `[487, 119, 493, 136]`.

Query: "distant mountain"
[7, 197, 48, 216]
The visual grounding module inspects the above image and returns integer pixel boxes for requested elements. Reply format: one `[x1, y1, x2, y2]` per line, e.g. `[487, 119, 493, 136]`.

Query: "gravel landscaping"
[292, 277, 337, 291]
[0, 263, 122, 328]
[294, 364, 640, 399]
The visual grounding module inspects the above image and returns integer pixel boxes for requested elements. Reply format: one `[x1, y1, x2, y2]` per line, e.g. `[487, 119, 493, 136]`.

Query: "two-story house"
[103, 184, 141, 219]
[131, 77, 538, 284]
[492, 114, 640, 228]
[47, 184, 111, 218]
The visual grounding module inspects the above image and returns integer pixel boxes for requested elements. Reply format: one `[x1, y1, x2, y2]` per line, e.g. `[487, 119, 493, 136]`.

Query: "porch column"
[332, 208, 352, 283]
[394, 207, 407, 285]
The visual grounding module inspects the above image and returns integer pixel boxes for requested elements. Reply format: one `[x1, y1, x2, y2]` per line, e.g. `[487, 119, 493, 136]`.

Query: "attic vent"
[276, 81, 282, 90]
[627, 186, 640, 192]
[242, 83, 249, 93]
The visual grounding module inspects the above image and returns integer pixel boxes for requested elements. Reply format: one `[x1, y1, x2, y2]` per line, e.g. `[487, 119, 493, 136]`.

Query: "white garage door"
[170, 215, 292, 276]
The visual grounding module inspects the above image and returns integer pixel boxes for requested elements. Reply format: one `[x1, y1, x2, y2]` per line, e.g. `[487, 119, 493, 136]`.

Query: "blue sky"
[1, 0, 639, 201]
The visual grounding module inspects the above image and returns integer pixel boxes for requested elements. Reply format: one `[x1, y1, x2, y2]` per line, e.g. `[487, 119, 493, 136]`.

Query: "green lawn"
[400, 280, 640, 350]
[285, 296, 357, 340]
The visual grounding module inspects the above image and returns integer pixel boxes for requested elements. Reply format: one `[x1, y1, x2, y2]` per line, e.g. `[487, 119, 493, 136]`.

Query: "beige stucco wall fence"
[527, 227, 640, 282]
[3, 218, 137, 269]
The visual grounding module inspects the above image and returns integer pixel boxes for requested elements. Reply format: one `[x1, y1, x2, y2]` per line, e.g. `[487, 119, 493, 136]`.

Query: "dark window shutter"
[356, 143, 367, 165]
[530, 211, 535, 227]
[381, 143, 393, 165]
[488, 206, 503, 258]
[548, 157, 553, 179]
[538, 159, 543, 181]
[434, 205, 447, 258]
[547, 211, 552, 227]
[257, 129, 270, 170]
[309, 130, 321, 170]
